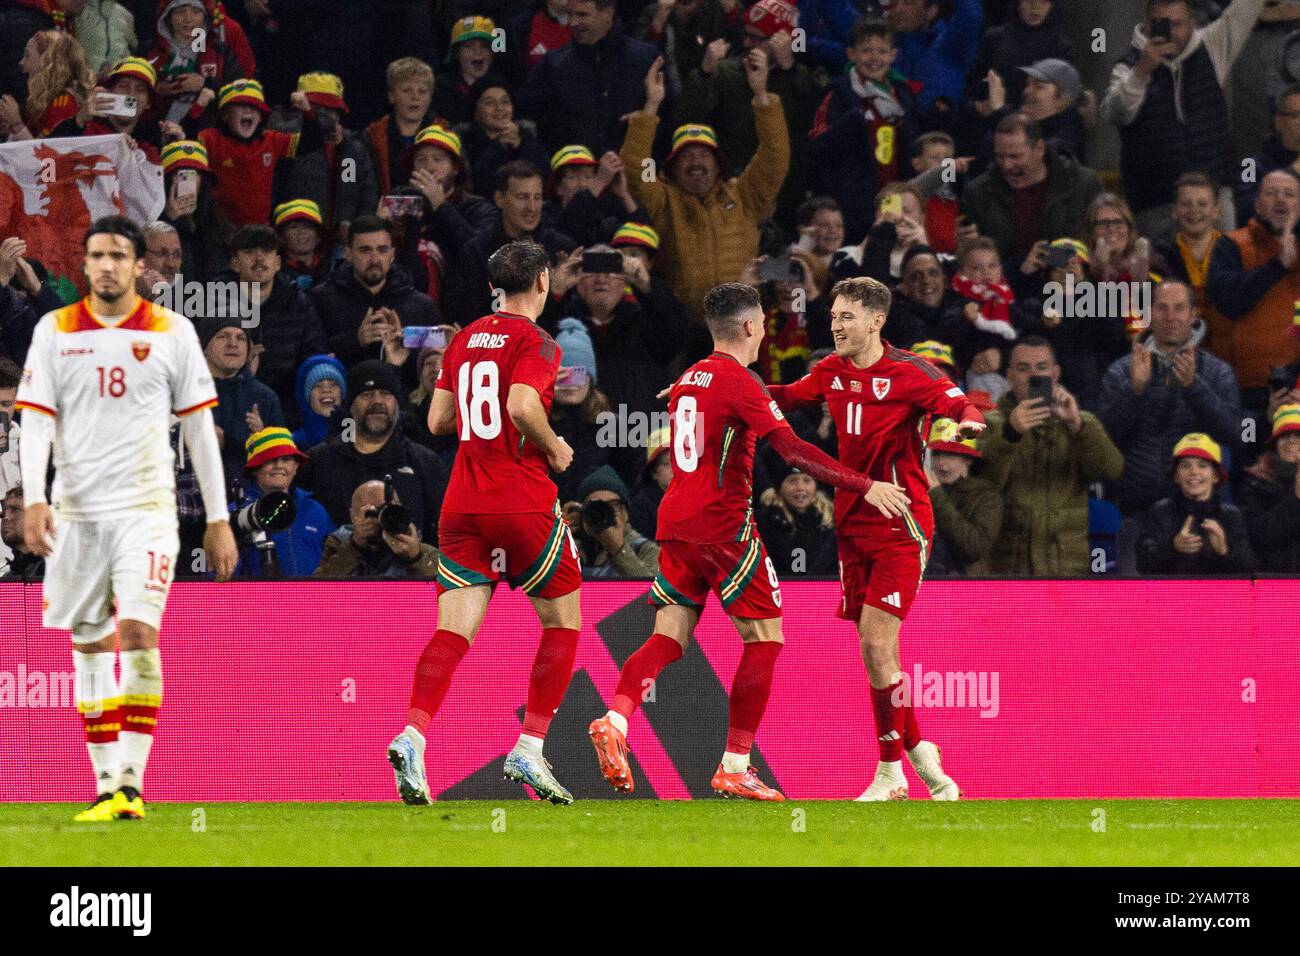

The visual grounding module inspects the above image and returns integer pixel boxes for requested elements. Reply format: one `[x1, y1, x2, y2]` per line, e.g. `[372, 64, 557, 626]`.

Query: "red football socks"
[903, 701, 922, 751]
[611, 633, 682, 719]
[725, 641, 782, 755]
[407, 629, 470, 735]
[870, 681, 908, 761]
[523, 627, 580, 738]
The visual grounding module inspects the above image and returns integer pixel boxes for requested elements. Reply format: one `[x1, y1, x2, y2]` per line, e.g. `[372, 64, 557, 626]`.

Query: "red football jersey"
[657, 351, 791, 543]
[198, 126, 297, 227]
[435, 311, 562, 515]
[771, 343, 982, 539]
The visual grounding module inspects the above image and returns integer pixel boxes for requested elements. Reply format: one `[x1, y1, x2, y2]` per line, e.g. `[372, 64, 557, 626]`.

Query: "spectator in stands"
[1016, 238, 1129, 411]
[1015, 58, 1087, 163]
[314, 479, 439, 579]
[80, 57, 163, 163]
[756, 462, 837, 576]
[1100, 0, 1266, 237]
[1206, 167, 1300, 414]
[548, 318, 611, 502]
[738, 250, 829, 383]
[622, 53, 787, 325]
[0, 239, 55, 365]
[628, 425, 670, 539]
[1235, 83, 1300, 227]
[146, 0, 245, 132]
[220, 224, 326, 424]
[830, 182, 931, 285]
[634, 0, 736, 98]
[137, 221, 181, 300]
[75, 0, 138, 76]
[565, 464, 660, 578]
[198, 79, 308, 228]
[886, 0, 982, 113]
[970, 0, 1071, 105]
[282, 72, 379, 245]
[311, 215, 441, 370]
[233, 427, 333, 577]
[962, 113, 1101, 262]
[446, 161, 575, 327]
[808, 17, 919, 245]
[1136, 433, 1256, 574]
[460, 74, 549, 196]
[793, 197, 845, 287]
[980, 335, 1124, 575]
[925, 417, 1002, 576]
[906, 131, 965, 254]
[1098, 279, 1240, 516]
[0, 358, 21, 510]
[506, 0, 573, 83]
[431, 15, 499, 127]
[0, 485, 43, 580]
[793, 0, 859, 74]
[1153, 172, 1223, 325]
[951, 235, 1026, 346]
[0, 28, 94, 139]
[881, 245, 984, 364]
[678, 0, 818, 227]
[273, 199, 328, 291]
[400, 332, 459, 465]
[546, 236, 685, 424]
[366, 57, 440, 197]
[1239, 403, 1300, 572]
[1084, 193, 1152, 285]
[159, 139, 233, 283]
[202, 316, 285, 482]
[547, 145, 640, 248]
[291, 354, 346, 452]
[298, 360, 449, 544]
[516, 0, 661, 155]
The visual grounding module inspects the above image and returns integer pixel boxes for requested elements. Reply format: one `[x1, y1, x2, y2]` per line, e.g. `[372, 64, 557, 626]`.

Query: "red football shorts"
[837, 526, 929, 622]
[649, 537, 782, 619]
[436, 504, 580, 599]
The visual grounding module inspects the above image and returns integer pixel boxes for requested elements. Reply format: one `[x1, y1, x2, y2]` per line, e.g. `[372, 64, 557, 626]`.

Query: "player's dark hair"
[348, 215, 395, 245]
[795, 196, 841, 228]
[495, 159, 543, 196]
[229, 224, 280, 254]
[848, 16, 892, 48]
[830, 276, 892, 317]
[1012, 334, 1057, 362]
[487, 240, 550, 295]
[83, 215, 146, 259]
[702, 283, 761, 340]
[0, 357, 20, 391]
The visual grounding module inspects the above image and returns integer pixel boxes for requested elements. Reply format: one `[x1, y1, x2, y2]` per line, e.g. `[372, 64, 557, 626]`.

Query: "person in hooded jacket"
[291, 354, 347, 452]
[200, 315, 286, 484]
[146, 0, 245, 133]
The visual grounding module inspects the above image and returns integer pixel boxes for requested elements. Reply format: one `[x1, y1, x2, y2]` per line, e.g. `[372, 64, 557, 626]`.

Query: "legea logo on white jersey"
[872, 377, 890, 400]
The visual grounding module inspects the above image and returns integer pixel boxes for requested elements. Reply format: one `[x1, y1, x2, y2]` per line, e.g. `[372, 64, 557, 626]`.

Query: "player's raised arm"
[903, 354, 986, 439]
[766, 369, 824, 414]
[507, 382, 572, 472]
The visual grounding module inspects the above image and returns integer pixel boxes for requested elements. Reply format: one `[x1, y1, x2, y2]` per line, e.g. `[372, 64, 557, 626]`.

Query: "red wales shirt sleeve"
[511, 329, 561, 394]
[905, 361, 983, 425]
[734, 367, 792, 440]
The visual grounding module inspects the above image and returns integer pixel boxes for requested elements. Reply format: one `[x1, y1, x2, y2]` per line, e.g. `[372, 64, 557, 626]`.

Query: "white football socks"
[74, 650, 120, 796]
[604, 710, 628, 737]
[118, 647, 162, 792]
[515, 733, 544, 757]
[721, 751, 750, 774]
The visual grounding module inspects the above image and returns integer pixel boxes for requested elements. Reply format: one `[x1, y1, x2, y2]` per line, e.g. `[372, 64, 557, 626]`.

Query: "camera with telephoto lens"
[378, 474, 412, 537]
[230, 489, 296, 542]
[581, 498, 618, 534]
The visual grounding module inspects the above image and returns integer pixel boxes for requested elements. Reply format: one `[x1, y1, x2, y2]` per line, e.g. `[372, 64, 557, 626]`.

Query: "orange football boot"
[588, 717, 633, 792]
[711, 765, 785, 801]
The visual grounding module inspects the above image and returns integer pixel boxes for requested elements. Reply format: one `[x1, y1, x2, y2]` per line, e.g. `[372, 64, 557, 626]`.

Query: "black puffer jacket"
[310, 260, 441, 368]
[298, 425, 450, 545]
[1237, 453, 1300, 573]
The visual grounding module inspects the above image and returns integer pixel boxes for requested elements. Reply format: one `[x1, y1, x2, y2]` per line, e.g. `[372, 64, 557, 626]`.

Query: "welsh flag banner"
[0, 134, 164, 298]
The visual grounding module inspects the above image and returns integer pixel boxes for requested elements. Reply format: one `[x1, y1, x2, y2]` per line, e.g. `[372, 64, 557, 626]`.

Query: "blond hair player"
[17, 216, 237, 822]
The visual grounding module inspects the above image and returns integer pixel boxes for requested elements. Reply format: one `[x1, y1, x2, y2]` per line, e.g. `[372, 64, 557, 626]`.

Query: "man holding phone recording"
[1101, 0, 1267, 236]
[980, 336, 1124, 576]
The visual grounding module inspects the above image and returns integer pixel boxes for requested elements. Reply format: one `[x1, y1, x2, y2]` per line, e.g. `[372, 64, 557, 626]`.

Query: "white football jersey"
[16, 297, 217, 521]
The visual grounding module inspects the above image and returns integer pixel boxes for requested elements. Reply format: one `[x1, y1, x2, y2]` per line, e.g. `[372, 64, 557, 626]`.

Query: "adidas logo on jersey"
[881, 592, 901, 608]
[831, 377, 844, 390]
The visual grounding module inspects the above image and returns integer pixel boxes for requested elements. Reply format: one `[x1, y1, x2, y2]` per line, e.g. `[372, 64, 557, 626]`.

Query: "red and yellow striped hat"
[611, 222, 660, 251]
[244, 427, 308, 472]
[1271, 403, 1300, 442]
[161, 139, 209, 174]
[550, 144, 598, 173]
[1170, 432, 1226, 483]
[297, 71, 348, 113]
[273, 199, 323, 229]
[218, 78, 269, 114]
[666, 123, 722, 166]
[105, 56, 157, 91]
[414, 124, 462, 159]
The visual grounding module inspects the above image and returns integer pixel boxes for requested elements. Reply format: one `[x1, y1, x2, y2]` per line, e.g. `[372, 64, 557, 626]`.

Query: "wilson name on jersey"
[656, 351, 789, 544]
[15, 298, 216, 521]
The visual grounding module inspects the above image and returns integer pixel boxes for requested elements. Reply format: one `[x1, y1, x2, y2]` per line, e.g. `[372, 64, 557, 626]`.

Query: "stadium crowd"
[1, 0, 1300, 581]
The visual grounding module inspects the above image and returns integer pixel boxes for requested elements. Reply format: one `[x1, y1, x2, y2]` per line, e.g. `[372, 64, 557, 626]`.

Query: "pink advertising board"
[1, 580, 1297, 801]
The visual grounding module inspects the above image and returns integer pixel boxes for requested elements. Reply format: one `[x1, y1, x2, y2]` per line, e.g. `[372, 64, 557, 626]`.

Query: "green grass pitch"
[3, 800, 1297, 866]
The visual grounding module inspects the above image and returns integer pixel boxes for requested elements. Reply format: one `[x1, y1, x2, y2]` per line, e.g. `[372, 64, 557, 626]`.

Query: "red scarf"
[952, 273, 1017, 341]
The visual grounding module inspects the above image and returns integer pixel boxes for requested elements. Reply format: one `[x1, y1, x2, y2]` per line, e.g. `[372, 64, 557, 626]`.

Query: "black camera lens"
[378, 502, 412, 536]
[581, 498, 618, 533]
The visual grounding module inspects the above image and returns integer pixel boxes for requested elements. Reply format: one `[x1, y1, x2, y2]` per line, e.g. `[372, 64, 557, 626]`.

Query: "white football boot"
[854, 760, 909, 801]
[906, 740, 960, 801]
